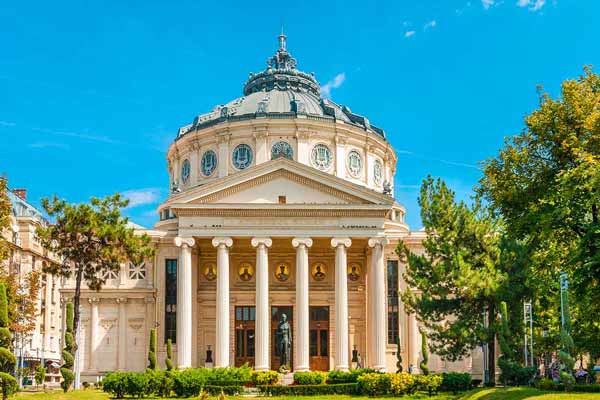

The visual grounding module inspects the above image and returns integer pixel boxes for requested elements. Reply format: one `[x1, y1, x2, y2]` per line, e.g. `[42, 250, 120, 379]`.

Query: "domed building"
[62, 34, 483, 379]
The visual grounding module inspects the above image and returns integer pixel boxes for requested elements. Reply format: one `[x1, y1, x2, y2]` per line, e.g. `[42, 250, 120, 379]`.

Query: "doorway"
[234, 306, 255, 367]
[271, 305, 293, 370]
[309, 306, 329, 371]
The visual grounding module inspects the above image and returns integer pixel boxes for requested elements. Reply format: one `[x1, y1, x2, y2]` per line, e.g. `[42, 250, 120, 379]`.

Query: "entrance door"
[309, 306, 329, 371]
[271, 306, 293, 370]
[235, 306, 255, 367]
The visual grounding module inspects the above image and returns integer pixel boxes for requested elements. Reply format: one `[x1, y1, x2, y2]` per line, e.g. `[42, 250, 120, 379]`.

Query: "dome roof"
[177, 33, 386, 140]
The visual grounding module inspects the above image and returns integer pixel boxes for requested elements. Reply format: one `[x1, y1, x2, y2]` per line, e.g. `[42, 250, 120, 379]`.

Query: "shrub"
[0, 373, 17, 400]
[148, 328, 157, 370]
[498, 359, 536, 386]
[416, 374, 443, 396]
[172, 369, 207, 397]
[125, 372, 148, 398]
[390, 373, 416, 395]
[165, 339, 173, 371]
[205, 365, 253, 385]
[258, 383, 358, 396]
[60, 302, 75, 392]
[252, 370, 279, 386]
[439, 372, 471, 393]
[420, 331, 430, 375]
[204, 385, 243, 395]
[327, 368, 374, 384]
[149, 369, 174, 397]
[82, 381, 90, 389]
[293, 371, 327, 385]
[357, 372, 391, 396]
[103, 371, 128, 399]
[34, 365, 46, 387]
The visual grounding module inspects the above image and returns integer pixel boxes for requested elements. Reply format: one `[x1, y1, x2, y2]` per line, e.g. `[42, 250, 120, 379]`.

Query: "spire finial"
[278, 26, 286, 51]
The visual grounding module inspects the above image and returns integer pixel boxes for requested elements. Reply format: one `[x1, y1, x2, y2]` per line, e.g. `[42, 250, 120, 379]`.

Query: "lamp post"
[523, 301, 534, 367]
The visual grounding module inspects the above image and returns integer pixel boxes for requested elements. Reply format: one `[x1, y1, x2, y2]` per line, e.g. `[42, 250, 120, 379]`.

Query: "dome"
[177, 33, 386, 140]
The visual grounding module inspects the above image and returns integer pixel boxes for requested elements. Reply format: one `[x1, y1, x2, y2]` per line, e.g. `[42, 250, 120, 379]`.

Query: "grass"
[11, 387, 600, 400]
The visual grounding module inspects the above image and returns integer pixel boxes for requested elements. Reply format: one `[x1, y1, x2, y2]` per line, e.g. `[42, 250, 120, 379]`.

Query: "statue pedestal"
[280, 372, 294, 386]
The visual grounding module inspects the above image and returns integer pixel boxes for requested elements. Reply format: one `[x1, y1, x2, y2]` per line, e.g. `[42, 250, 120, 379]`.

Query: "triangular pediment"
[166, 158, 394, 207]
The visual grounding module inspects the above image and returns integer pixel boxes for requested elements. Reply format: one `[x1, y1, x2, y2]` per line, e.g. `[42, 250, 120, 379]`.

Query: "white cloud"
[321, 73, 346, 98]
[517, 0, 546, 10]
[122, 188, 162, 208]
[424, 20, 437, 30]
[482, 0, 495, 9]
[404, 30, 416, 38]
[29, 142, 70, 150]
[0, 120, 16, 127]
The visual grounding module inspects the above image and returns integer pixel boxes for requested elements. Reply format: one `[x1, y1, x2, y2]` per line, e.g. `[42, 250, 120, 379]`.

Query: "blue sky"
[1, 0, 598, 229]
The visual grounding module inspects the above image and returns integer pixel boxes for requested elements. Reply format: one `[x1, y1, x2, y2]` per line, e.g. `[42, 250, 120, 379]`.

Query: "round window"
[232, 144, 253, 170]
[374, 159, 383, 185]
[201, 150, 218, 177]
[271, 141, 293, 160]
[347, 150, 362, 177]
[181, 159, 191, 183]
[311, 144, 332, 170]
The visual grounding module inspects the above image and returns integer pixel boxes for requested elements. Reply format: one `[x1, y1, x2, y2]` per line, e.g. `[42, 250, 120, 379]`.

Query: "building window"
[232, 144, 253, 170]
[201, 150, 218, 177]
[387, 259, 400, 345]
[310, 143, 333, 170]
[165, 259, 177, 344]
[181, 159, 191, 183]
[271, 141, 293, 160]
[129, 262, 146, 280]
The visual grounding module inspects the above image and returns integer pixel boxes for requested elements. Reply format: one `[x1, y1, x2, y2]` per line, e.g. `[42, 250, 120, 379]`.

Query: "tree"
[34, 364, 46, 388]
[165, 338, 173, 371]
[0, 283, 17, 400]
[479, 66, 600, 360]
[0, 178, 11, 264]
[148, 328, 157, 370]
[395, 337, 403, 373]
[398, 176, 505, 385]
[36, 194, 155, 386]
[61, 302, 75, 392]
[420, 331, 430, 375]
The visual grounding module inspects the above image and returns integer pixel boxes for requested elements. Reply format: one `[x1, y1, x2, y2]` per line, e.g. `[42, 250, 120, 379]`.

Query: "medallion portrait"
[311, 262, 327, 281]
[238, 262, 254, 281]
[348, 263, 361, 281]
[203, 263, 217, 281]
[274, 262, 290, 282]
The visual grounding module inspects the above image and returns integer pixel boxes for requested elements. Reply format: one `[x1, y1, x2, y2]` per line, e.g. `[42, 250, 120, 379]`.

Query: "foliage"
[258, 383, 359, 396]
[398, 176, 504, 384]
[326, 368, 376, 384]
[60, 302, 74, 392]
[496, 301, 535, 386]
[0, 178, 10, 265]
[356, 372, 391, 397]
[147, 328, 157, 370]
[251, 370, 279, 386]
[439, 372, 472, 393]
[171, 369, 206, 397]
[37, 193, 156, 377]
[102, 371, 128, 399]
[416, 374, 444, 396]
[478, 66, 600, 361]
[0, 284, 16, 400]
[165, 338, 173, 371]
[421, 331, 430, 375]
[389, 372, 416, 395]
[293, 371, 327, 385]
[396, 337, 403, 372]
[559, 284, 575, 387]
[34, 365, 46, 387]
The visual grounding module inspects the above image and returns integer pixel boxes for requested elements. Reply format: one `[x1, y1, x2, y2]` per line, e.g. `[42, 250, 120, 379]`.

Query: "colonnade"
[173, 236, 389, 371]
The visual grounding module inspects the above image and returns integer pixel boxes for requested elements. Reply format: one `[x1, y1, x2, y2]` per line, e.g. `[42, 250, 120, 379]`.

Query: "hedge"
[258, 383, 358, 396]
[327, 368, 377, 384]
[293, 371, 327, 385]
[439, 372, 472, 393]
[536, 378, 600, 393]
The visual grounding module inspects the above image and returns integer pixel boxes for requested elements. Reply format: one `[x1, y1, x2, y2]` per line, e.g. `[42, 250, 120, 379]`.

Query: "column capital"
[88, 297, 100, 304]
[368, 237, 389, 248]
[251, 237, 272, 248]
[292, 237, 313, 248]
[174, 236, 196, 248]
[116, 297, 128, 305]
[331, 237, 352, 248]
[212, 237, 233, 248]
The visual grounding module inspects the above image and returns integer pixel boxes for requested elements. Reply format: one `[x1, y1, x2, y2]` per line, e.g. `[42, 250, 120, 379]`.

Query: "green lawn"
[12, 388, 600, 400]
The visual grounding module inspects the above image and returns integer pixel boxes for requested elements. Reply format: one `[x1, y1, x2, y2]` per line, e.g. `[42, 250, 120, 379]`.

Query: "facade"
[61, 34, 483, 379]
[1, 186, 63, 385]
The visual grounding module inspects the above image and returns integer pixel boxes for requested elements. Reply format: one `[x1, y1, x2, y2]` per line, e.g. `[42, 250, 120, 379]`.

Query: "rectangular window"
[387, 259, 400, 345]
[165, 259, 177, 344]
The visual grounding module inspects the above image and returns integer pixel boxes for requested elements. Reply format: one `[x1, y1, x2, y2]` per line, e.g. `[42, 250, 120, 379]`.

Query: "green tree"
[0, 283, 17, 400]
[0, 178, 11, 264]
[420, 331, 430, 375]
[61, 302, 75, 392]
[34, 364, 46, 388]
[398, 176, 505, 385]
[165, 338, 173, 371]
[479, 66, 600, 360]
[148, 328, 157, 370]
[36, 194, 155, 385]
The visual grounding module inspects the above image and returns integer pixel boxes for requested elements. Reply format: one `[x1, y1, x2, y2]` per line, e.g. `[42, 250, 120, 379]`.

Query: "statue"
[275, 313, 292, 371]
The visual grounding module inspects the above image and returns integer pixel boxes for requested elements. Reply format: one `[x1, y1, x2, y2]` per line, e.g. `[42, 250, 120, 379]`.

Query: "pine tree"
[165, 339, 173, 371]
[420, 331, 430, 375]
[60, 302, 75, 392]
[0, 283, 17, 400]
[148, 328, 157, 370]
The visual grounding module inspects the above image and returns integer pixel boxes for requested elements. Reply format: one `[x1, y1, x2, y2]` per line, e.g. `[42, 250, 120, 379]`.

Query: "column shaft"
[293, 238, 312, 372]
[118, 299, 127, 370]
[252, 238, 272, 371]
[89, 299, 98, 370]
[175, 237, 195, 368]
[369, 238, 389, 371]
[213, 237, 233, 367]
[332, 238, 351, 371]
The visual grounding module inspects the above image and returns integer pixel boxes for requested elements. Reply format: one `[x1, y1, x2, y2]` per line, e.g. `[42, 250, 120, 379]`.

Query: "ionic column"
[292, 238, 313, 372]
[251, 237, 272, 371]
[331, 237, 352, 371]
[368, 237, 389, 371]
[212, 237, 233, 367]
[117, 297, 127, 370]
[88, 298, 99, 371]
[175, 236, 195, 368]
